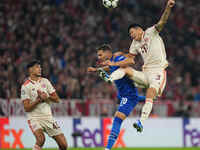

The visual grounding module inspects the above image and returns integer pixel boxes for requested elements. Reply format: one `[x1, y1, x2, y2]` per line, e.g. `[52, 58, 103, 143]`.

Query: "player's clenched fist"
[167, 0, 175, 8]
[37, 90, 49, 102]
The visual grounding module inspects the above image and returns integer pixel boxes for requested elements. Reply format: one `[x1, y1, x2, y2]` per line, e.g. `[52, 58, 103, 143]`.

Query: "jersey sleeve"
[21, 85, 30, 102]
[145, 25, 159, 36]
[114, 55, 126, 62]
[129, 41, 138, 55]
[46, 79, 56, 94]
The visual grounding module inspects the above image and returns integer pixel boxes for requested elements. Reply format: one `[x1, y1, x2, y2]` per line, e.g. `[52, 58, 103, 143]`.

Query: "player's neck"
[108, 53, 112, 59]
[29, 75, 40, 82]
[139, 31, 144, 41]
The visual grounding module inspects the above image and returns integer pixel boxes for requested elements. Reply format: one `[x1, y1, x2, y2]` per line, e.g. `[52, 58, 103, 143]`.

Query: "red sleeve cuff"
[129, 53, 137, 56]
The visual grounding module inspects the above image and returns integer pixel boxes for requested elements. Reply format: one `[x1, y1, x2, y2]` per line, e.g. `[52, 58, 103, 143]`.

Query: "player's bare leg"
[52, 133, 68, 150]
[32, 129, 45, 150]
[115, 111, 127, 120]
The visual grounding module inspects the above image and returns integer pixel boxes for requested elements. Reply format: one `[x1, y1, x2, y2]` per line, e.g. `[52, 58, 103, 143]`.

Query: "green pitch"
[1, 148, 200, 150]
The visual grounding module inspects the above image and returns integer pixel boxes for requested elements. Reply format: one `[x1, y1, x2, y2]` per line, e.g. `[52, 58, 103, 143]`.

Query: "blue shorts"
[117, 96, 139, 116]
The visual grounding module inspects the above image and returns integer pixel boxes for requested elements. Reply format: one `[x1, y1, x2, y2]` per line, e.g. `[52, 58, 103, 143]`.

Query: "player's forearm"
[48, 93, 60, 103]
[114, 58, 134, 67]
[24, 98, 41, 112]
[156, 6, 172, 32]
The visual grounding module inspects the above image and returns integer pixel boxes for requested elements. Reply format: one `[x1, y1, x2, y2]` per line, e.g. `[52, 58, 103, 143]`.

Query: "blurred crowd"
[0, 0, 200, 105]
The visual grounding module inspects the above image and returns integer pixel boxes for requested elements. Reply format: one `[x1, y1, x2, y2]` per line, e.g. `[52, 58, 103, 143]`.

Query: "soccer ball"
[102, 0, 119, 8]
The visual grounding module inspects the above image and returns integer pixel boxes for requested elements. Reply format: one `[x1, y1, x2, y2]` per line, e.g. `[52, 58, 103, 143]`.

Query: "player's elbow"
[156, 22, 165, 32]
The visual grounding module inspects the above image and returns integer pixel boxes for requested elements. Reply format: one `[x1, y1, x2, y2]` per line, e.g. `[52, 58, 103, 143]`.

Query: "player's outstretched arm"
[155, 0, 175, 32]
[87, 66, 110, 72]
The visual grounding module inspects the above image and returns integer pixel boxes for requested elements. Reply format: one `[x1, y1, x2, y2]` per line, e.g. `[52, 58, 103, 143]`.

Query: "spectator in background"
[0, 0, 199, 107]
[173, 101, 192, 118]
[194, 85, 200, 101]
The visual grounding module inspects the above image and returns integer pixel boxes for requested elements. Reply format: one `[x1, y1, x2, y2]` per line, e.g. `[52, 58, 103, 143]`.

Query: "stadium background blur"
[0, 0, 200, 118]
[0, 0, 200, 149]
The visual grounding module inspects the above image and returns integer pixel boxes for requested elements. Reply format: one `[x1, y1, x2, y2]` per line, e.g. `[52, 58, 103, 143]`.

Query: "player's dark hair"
[96, 44, 112, 52]
[26, 60, 41, 69]
[128, 23, 143, 32]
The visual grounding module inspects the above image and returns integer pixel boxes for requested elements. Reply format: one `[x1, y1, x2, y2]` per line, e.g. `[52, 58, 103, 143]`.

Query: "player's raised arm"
[87, 66, 110, 72]
[155, 0, 175, 32]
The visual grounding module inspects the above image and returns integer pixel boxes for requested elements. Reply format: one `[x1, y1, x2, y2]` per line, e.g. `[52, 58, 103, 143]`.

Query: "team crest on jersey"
[42, 84, 46, 88]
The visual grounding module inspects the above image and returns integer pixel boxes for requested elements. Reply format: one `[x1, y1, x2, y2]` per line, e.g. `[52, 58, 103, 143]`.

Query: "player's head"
[96, 44, 113, 61]
[27, 60, 41, 77]
[128, 23, 144, 41]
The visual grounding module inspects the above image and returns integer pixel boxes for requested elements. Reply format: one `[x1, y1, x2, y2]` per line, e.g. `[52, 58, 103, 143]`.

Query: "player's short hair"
[26, 60, 41, 69]
[96, 44, 112, 52]
[128, 23, 143, 32]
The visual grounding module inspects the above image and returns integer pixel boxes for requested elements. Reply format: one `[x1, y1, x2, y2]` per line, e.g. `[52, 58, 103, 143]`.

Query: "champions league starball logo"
[183, 118, 200, 147]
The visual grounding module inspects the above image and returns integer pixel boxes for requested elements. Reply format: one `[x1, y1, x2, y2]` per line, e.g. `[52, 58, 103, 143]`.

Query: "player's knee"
[147, 86, 159, 98]
[115, 111, 126, 120]
[36, 134, 45, 147]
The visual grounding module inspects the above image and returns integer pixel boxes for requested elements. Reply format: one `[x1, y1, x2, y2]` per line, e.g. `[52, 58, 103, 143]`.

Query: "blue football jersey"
[109, 55, 139, 101]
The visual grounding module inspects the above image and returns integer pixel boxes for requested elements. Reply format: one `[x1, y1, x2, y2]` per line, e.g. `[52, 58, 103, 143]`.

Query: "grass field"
[1, 148, 200, 150]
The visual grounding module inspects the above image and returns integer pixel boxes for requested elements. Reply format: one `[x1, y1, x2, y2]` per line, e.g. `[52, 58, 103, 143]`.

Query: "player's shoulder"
[145, 25, 158, 34]
[41, 77, 53, 85]
[22, 79, 31, 87]
[113, 51, 124, 57]
[41, 77, 48, 81]
[114, 55, 126, 61]
[145, 25, 154, 31]
[40, 77, 50, 83]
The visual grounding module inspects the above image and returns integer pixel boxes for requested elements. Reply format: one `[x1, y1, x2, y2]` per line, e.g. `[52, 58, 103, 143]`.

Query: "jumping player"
[99, 0, 175, 132]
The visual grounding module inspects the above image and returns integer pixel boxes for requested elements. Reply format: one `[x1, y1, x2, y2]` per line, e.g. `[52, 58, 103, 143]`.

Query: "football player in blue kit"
[87, 44, 145, 150]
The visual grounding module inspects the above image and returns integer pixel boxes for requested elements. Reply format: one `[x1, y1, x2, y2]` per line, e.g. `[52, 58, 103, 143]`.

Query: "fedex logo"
[73, 118, 125, 147]
[0, 118, 24, 148]
[183, 118, 200, 147]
